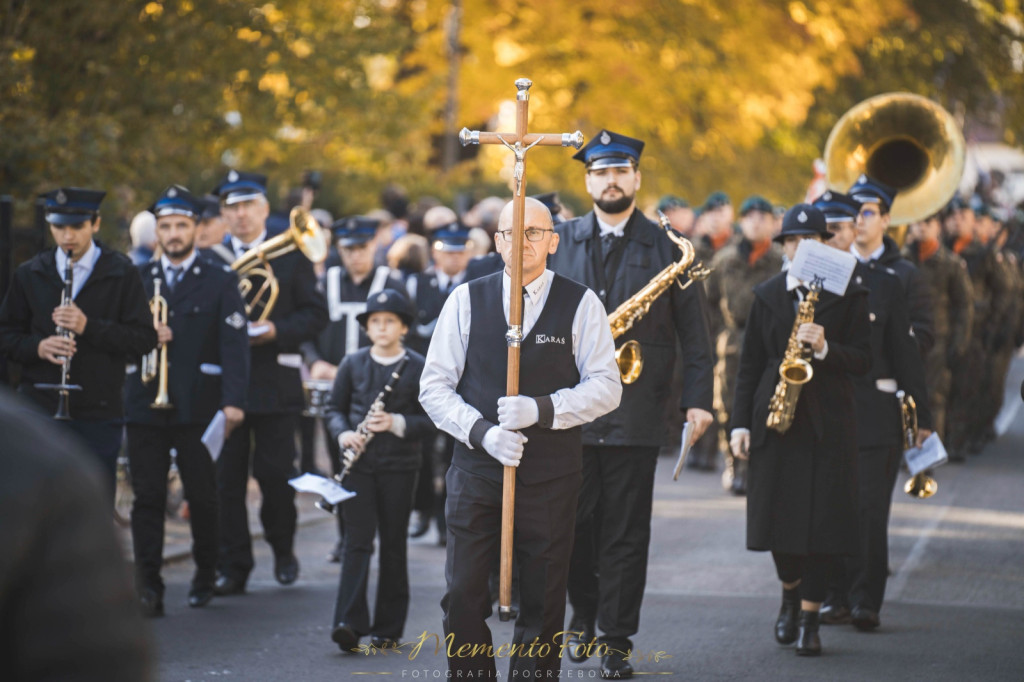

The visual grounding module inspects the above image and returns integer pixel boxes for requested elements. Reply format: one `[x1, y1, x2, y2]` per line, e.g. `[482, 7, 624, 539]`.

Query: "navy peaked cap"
[812, 190, 860, 224]
[573, 129, 644, 169]
[332, 215, 380, 247]
[40, 188, 106, 225]
[213, 170, 268, 205]
[848, 174, 897, 212]
[149, 185, 203, 221]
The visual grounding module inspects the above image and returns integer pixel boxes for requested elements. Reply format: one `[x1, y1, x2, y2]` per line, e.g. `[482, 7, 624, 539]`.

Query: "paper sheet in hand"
[201, 410, 226, 461]
[288, 473, 356, 504]
[672, 422, 695, 481]
[789, 239, 857, 295]
[248, 322, 271, 337]
[904, 433, 948, 476]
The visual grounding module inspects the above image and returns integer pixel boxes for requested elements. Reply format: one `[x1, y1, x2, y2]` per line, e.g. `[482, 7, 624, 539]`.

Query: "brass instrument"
[824, 92, 966, 244]
[315, 355, 410, 515]
[34, 249, 82, 419]
[898, 390, 937, 498]
[142, 278, 173, 409]
[766, 282, 821, 434]
[607, 212, 711, 384]
[231, 206, 328, 322]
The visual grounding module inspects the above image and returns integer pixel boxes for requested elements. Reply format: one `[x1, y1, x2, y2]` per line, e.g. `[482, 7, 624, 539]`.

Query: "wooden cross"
[459, 77, 583, 621]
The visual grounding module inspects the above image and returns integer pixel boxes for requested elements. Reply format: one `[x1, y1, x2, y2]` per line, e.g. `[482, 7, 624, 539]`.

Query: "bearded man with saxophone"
[211, 171, 328, 596]
[124, 186, 249, 617]
[547, 131, 714, 680]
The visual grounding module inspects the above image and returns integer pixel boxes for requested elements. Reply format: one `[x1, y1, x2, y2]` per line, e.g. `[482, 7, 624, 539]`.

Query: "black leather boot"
[796, 610, 822, 656]
[775, 587, 800, 644]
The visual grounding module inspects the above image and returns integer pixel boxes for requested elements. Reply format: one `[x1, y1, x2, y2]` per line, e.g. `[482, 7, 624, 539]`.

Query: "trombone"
[142, 278, 173, 409]
[231, 206, 327, 322]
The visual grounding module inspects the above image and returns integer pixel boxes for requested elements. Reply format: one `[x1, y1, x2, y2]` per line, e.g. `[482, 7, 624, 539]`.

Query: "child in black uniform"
[326, 288, 431, 652]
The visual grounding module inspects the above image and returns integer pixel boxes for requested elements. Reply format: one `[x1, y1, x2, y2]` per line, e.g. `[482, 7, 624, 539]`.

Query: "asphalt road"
[148, 358, 1024, 681]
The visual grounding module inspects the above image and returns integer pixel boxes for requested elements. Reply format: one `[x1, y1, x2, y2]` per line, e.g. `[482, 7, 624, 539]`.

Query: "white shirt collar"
[785, 274, 804, 292]
[160, 250, 199, 277]
[231, 230, 268, 254]
[436, 270, 464, 291]
[851, 242, 885, 264]
[596, 216, 628, 238]
[56, 240, 99, 274]
[502, 268, 549, 305]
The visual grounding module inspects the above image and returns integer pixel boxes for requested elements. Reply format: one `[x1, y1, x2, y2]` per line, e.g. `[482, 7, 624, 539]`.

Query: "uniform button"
[599, 290, 606, 297]
[169, 311, 175, 318]
[598, 438, 605, 444]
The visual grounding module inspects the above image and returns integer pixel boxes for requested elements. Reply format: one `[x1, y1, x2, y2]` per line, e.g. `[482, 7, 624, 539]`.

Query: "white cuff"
[730, 428, 751, 438]
[814, 339, 829, 360]
[388, 413, 407, 438]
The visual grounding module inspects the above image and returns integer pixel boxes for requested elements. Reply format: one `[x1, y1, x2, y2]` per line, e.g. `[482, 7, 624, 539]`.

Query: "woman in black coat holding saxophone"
[730, 205, 872, 656]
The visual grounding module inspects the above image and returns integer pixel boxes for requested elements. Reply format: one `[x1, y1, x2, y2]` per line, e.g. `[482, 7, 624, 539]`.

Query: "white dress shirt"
[419, 268, 622, 448]
[596, 216, 629, 238]
[55, 241, 101, 300]
[851, 243, 885, 264]
[160, 250, 199, 286]
[231, 230, 268, 259]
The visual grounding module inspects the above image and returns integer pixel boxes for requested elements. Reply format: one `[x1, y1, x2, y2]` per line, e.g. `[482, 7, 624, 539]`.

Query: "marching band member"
[730, 205, 871, 656]
[326, 288, 431, 653]
[419, 198, 621, 679]
[548, 130, 714, 679]
[124, 186, 249, 617]
[211, 170, 327, 596]
[0, 188, 157, 497]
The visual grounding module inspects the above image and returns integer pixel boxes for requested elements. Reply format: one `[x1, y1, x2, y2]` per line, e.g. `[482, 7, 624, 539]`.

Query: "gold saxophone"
[607, 212, 710, 384]
[765, 283, 821, 433]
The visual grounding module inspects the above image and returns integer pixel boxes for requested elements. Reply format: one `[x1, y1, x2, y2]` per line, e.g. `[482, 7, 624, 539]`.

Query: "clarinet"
[316, 354, 411, 515]
[34, 249, 83, 419]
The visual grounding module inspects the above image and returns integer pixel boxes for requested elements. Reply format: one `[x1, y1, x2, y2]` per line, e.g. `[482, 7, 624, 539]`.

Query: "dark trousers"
[834, 444, 902, 613]
[126, 423, 218, 592]
[333, 469, 417, 638]
[772, 552, 831, 603]
[567, 445, 658, 649]
[63, 418, 123, 502]
[216, 412, 298, 581]
[443, 466, 580, 679]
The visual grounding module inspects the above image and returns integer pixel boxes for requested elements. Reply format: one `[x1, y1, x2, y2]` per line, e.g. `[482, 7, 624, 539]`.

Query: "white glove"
[730, 429, 750, 460]
[481, 426, 528, 467]
[497, 395, 539, 431]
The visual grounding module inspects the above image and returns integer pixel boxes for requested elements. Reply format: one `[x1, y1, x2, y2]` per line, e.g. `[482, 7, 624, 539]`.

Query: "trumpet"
[232, 206, 327, 322]
[898, 390, 937, 498]
[142, 278, 173, 409]
[34, 249, 82, 419]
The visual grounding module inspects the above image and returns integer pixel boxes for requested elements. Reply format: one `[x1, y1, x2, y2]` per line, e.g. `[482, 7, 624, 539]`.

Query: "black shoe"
[565, 613, 596, 663]
[213, 574, 246, 596]
[408, 510, 430, 538]
[370, 635, 399, 650]
[795, 610, 821, 656]
[819, 602, 851, 625]
[775, 586, 800, 644]
[332, 623, 360, 652]
[851, 606, 880, 631]
[600, 651, 634, 679]
[274, 553, 300, 585]
[327, 540, 342, 564]
[730, 459, 748, 495]
[138, 587, 164, 618]
[188, 584, 215, 608]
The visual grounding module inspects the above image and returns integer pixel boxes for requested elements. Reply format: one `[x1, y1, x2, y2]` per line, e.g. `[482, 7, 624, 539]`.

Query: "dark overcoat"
[124, 256, 250, 425]
[549, 208, 714, 446]
[731, 272, 872, 555]
[0, 245, 157, 420]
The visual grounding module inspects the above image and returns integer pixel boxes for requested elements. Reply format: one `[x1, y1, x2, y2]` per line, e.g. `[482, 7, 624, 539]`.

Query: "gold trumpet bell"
[824, 93, 966, 227]
[905, 472, 938, 498]
[615, 340, 643, 385]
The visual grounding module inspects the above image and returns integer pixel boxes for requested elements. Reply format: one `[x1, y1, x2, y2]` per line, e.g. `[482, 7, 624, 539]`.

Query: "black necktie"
[601, 232, 621, 262]
[166, 266, 182, 292]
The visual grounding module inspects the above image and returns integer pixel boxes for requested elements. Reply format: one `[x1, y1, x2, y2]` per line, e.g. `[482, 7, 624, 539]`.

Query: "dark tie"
[166, 266, 182, 292]
[601, 232, 621, 262]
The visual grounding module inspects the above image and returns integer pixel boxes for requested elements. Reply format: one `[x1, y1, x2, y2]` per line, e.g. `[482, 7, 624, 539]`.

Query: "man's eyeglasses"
[498, 228, 553, 242]
[857, 208, 878, 220]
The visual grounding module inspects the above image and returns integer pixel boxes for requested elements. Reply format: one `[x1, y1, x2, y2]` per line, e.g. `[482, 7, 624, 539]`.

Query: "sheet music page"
[201, 410, 227, 461]
[904, 433, 948, 475]
[789, 239, 857, 295]
[288, 473, 357, 504]
[672, 421, 695, 481]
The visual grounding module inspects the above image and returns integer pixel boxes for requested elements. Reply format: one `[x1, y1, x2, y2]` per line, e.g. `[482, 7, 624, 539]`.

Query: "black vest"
[453, 272, 584, 485]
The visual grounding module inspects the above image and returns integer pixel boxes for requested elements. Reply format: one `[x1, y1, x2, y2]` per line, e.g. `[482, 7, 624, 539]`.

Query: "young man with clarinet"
[0, 187, 156, 498]
[123, 186, 250, 617]
[324, 288, 431, 653]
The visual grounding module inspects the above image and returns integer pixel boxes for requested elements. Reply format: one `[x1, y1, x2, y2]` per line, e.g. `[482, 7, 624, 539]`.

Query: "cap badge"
[377, 292, 388, 303]
[228, 170, 239, 182]
[858, 174, 868, 183]
[55, 190, 67, 205]
[600, 131, 611, 145]
[167, 187, 178, 198]
[798, 211, 808, 223]
[225, 311, 246, 330]
[823, 192, 831, 201]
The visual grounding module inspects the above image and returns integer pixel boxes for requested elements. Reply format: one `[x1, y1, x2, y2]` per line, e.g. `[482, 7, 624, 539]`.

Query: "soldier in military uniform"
[210, 170, 328, 596]
[0, 188, 157, 496]
[903, 212, 974, 444]
[124, 186, 249, 616]
[301, 216, 404, 560]
[705, 195, 783, 494]
[548, 130, 715, 679]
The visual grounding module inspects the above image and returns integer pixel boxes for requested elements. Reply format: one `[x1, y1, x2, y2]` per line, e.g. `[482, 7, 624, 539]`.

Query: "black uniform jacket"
[0, 245, 157, 420]
[549, 208, 714, 446]
[849, 263, 933, 449]
[246, 250, 327, 414]
[124, 257, 250, 425]
[731, 273, 872, 555]
[406, 266, 454, 356]
[325, 348, 432, 474]
[875, 236, 935, 356]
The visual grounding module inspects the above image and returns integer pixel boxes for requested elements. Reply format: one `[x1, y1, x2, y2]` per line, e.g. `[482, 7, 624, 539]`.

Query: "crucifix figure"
[459, 77, 583, 621]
